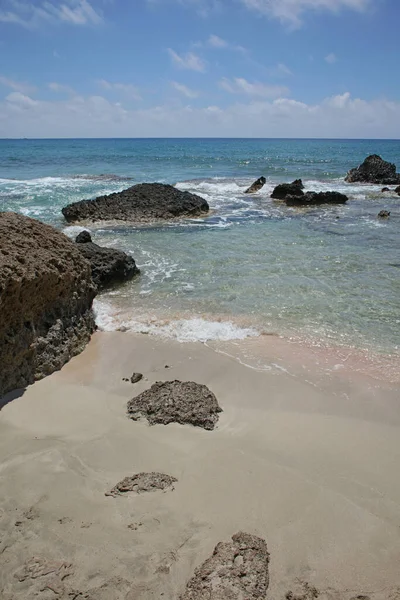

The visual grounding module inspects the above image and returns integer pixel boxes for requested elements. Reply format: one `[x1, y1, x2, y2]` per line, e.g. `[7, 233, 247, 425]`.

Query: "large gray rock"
[62, 183, 209, 223]
[286, 191, 348, 206]
[0, 213, 96, 397]
[345, 155, 400, 185]
[271, 180, 304, 200]
[180, 532, 270, 600]
[75, 231, 140, 289]
[127, 380, 222, 430]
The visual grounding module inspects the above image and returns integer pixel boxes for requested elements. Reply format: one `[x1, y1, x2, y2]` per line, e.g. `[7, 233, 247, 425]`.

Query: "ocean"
[1, 138, 399, 359]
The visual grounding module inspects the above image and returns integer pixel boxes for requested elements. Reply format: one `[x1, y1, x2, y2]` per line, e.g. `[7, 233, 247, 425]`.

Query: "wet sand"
[1, 331, 400, 599]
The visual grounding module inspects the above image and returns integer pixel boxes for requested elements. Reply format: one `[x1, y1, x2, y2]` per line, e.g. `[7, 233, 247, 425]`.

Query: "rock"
[285, 191, 348, 206]
[271, 180, 304, 200]
[345, 155, 400, 184]
[74, 233, 140, 290]
[179, 532, 269, 600]
[285, 582, 319, 600]
[378, 210, 390, 218]
[245, 176, 266, 194]
[75, 230, 92, 243]
[130, 372, 143, 384]
[381, 187, 390, 193]
[106, 472, 177, 497]
[0, 212, 96, 398]
[396, 185, 400, 195]
[62, 183, 209, 223]
[127, 380, 222, 430]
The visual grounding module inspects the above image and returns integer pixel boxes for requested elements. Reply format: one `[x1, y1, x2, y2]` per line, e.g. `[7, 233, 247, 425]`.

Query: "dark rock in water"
[179, 532, 269, 600]
[271, 180, 304, 200]
[396, 185, 400, 195]
[286, 191, 348, 206]
[245, 176, 266, 194]
[0, 212, 96, 398]
[130, 372, 143, 384]
[381, 187, 390, 193]
[106, 472, 177, 497]
[62, 183, 209, 223]
[74, 234, 140, 290]
[345, 155, 400, 185]
[127, 380, 222, 430]
[378, 210, 390, 218]
[76, 230, 92, 243]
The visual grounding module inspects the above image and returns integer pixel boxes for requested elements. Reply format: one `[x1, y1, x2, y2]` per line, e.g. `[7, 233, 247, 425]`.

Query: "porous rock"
[179, 532, 269, 600]
[0, 212, 96, 397]
[285, 191, 348, 206]
[345, 155, 400, 185]
[62, 183, 209, 223]
[245, 176, 266, 194]
[127, 380, 222, 430]
[271, 180, 304, 200]
[74, 232, 140, 289]
[106, 472, 177, 497]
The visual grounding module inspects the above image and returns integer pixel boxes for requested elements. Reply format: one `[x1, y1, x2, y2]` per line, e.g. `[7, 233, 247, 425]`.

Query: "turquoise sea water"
[1, 138, 399, 355]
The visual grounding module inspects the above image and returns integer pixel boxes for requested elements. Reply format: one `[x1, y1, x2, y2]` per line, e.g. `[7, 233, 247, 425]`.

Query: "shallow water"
[1, 138, 399, 357]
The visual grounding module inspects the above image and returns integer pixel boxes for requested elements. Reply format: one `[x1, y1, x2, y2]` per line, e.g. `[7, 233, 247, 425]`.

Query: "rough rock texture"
[271, 180, 305, 200]
[285, 191, 348, 206]
[245, 176, 266, 194]
[62, 183, 209, 223]
[74, 232, 140, 290]
[106, 472, 177, 497]
[127, 380, 222, 430]
[180, 532, 269, 600]
[378, 210, 390, 218]
[0, 212, 96, 398]
[345, 155, 400, 184]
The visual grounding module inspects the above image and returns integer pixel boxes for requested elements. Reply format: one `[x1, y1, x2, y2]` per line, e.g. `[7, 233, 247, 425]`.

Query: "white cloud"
[0, 91, 399, 139]
[0, 0, 102, 29]
[240, 0, 371, 28]
[325, 52, 337, 64]
[0, 75, 36, 94]
[220, 77, 289, 98]
[97, 80, 142, 100]
[207, 34, 228, 48]
[171, 82, 199, 98]
[48, 82, 75, 94]
[168, 49, 206, 72]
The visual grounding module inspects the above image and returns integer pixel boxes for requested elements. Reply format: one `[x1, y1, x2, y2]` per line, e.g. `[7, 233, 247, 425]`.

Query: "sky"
[0, 0, 399, 138]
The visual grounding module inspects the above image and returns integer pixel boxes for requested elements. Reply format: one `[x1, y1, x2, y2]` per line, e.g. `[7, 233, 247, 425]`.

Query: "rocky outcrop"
[0, 213, 96, 397]
[345, 155, 400, 185]
[286, 191, 348, 206]
[106, 472, 177, 497]
[62, 183, 209, 223]
[378, 210, 390, 218]
[271, 180, 304, 200]
[245, 176, 266, 194]
[180, 532, 269, 600]
[75, 231, 140, 290]
[127, 380, 222, 430]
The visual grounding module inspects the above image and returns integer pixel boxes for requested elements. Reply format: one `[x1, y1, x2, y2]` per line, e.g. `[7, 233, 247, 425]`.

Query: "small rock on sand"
[106, 472, 177, 497]
[179, 532, 269, 600]
[127, 380, 222, 430]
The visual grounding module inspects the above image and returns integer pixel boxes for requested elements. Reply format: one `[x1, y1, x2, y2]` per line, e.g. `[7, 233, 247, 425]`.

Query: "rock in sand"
[245, 176, 266, 194]
[127, 380, 222, 430]
[345, 155, 400, 185]
[62, 183, 209, 223]
[180, 532, 269, 600]
[106, 472, 177, 497]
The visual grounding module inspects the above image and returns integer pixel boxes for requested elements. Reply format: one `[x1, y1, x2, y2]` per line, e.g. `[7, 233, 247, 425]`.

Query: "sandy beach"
[1, 331, 400, 599]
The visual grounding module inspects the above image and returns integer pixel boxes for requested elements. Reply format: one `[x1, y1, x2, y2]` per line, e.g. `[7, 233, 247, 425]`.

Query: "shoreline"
[1, 331, 400, 598]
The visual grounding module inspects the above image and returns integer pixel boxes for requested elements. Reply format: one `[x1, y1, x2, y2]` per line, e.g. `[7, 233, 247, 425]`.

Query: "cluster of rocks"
[270, 179, 348, 206]
[345, 154, 400, 185]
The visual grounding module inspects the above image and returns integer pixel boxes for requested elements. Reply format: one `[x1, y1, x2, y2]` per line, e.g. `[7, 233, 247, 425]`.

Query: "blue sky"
[0, 0, 399, 137]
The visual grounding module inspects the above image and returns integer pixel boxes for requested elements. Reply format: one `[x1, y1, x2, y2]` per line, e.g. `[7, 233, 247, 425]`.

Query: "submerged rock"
[0, 212, 96, 397]
[378, 210, 390, 218]
[396, 185, 400, 195]
[62, 183, 209, 223]
[345, 155, 400, 185]
[74, 232, 139, 290]
[106, 472, 177, 497]
[180, 532, 269, 600]
[245, 176, 266, 194]
[271, 180, 304, 200]
[127, 380, 222, 430]
[381, 187, 390, 193]
[285, 191, 348, 206]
